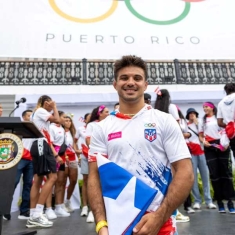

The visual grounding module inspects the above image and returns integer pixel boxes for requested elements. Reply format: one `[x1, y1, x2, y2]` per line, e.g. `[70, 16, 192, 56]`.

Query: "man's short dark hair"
[22, 109, 33, 117]
[224, 83, 235, 95]
[114, 55, 147, 80]
[114, 102, 119, 109]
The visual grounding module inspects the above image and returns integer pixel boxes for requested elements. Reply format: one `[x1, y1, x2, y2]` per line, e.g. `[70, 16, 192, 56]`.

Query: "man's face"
[23, 111, 32, 121]
[113, 66, 147, 103]
[144, 99, 151, 105]
[114, 104, 119, 110]
[0, 106, 2, 117]
[188, 112, 197, 122]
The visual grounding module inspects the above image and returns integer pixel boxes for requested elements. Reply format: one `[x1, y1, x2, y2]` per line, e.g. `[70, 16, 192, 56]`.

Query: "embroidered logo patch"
[108, 132, 122, 141]
[144, 129, 157, 142]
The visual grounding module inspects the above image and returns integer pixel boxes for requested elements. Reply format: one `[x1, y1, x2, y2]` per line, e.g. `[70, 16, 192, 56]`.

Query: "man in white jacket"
[217, 83, 235, 158]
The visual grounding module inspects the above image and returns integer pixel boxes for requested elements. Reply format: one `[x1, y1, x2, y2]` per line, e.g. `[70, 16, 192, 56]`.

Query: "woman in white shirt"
[155, 92, 190, 222]
[63, 115, 80, 213]
[154, 89, 180, 122]
[75, 113, 91, 218]
[199, 102, 235, 213]
[29, 95, 61, 228]
[45, 111, 70, 219]
[177, 108, 196, 214]
[84, 105, 109, 223]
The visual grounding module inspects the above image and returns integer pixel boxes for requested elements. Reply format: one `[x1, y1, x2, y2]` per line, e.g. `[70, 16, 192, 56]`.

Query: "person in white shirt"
[45, 110, 70, 219]
[186, 108, 216, 211]
[154, 90, 190, 223]
[87, 55, 193, 235]
[217, 83, 235, 158]
[28, 95, 62, 228]
[63, 115, 81, 213]
[154, 89, 180, 122]
[86, 105, 110, 148]
[199, 102, 235, 214]
[177, 108, 196, 215]
[75, 113, 91, 218]
[85, 105, 109, 223]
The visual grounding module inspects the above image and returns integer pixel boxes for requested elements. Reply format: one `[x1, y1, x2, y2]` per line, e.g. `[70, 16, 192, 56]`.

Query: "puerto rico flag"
[96, 153, 158, 235]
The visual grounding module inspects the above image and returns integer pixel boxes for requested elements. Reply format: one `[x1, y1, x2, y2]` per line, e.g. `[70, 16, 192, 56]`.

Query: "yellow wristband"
[96, 220, 108, 234]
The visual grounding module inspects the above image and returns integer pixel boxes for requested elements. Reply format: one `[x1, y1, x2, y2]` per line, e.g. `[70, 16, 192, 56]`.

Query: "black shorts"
[31, 139, 57, 176]
[58, 163, 65, 171]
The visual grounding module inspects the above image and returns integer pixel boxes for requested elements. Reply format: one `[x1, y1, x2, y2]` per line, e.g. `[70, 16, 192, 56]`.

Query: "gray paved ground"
[2, 205, 235, 235]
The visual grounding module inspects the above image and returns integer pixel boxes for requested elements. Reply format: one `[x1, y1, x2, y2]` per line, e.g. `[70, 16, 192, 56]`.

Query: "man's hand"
[133, 212, 164, 235]
[98, 226, 109, 235]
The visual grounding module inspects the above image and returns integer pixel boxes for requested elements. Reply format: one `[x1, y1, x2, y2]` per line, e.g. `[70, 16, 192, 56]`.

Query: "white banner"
[0, 0, 234, 60]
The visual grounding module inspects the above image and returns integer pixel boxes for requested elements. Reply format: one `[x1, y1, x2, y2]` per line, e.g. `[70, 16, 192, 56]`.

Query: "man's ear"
[113, 80, 117, 90]
[144, 80, 148, 91]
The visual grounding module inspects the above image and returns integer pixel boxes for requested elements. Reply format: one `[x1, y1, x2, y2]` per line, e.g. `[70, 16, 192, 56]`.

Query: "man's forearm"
[155, 159, 194, 223]
[87, 162, 106, 223]
[217, 118, 226, 128]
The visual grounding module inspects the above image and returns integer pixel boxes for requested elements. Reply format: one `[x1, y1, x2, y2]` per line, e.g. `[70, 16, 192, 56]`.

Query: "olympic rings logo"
[144, 123, 156, 127]
[48, 0, 203, 25]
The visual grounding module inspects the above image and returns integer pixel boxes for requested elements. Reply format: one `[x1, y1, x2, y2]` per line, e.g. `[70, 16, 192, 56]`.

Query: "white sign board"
[0, 0, 234, 60]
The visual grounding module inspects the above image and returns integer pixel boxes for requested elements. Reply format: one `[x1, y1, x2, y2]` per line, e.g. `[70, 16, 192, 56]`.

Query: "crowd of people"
[1, 55, 235, 235]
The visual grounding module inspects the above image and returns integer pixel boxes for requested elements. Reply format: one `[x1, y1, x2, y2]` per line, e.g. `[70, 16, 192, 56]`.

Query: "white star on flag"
[96, 153, 158, 235]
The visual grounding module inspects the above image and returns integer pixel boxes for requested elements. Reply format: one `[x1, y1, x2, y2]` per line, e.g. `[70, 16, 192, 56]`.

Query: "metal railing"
[0, 59, 235, 85]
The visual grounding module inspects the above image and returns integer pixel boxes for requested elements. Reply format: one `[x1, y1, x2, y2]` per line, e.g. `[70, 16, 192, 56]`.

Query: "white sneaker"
[42, 214, 54, 225]
[207, 202, 217, 209]
[81, 206, 88, 217]
[86, 211, 95, 223]
[193, 202, 201, 210]
[176, 211, 190, 223]
[27, 214, 53, 228]
[54, 207, 70, 217]
[64, 201, 74, 213]
[45, 208, 57, 220]
[186, 207, 195, 214]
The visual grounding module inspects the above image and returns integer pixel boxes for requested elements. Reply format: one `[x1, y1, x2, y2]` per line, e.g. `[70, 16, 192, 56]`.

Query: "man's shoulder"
[149, 108, 173, 120]
[220, 93, 235, 105]
[98, 115, 115, 126]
